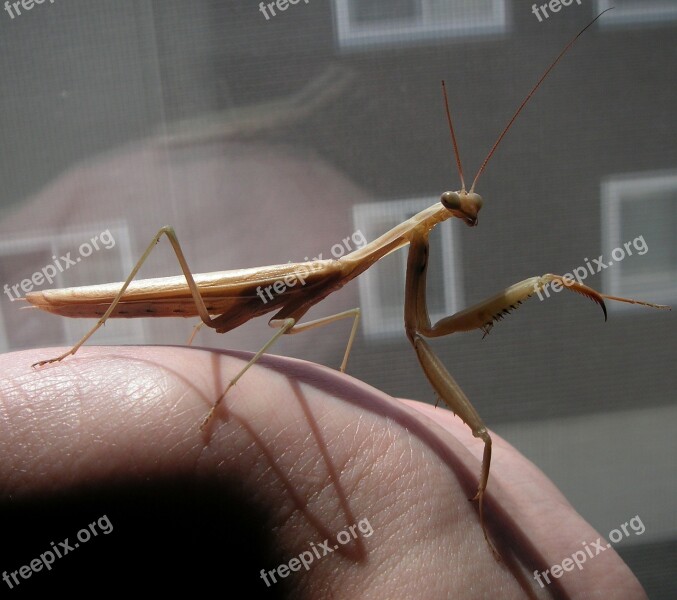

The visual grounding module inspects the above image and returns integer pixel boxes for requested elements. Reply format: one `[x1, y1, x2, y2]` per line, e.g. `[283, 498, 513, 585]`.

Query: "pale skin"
[0, 347, 649, 597]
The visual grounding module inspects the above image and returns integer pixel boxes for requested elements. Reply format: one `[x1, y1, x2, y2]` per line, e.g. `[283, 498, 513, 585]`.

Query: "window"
[352, 197, 463, 337]
[0, 221, 142, 352]
[601, 170, 677, 311]
[333, 0, 508, 50]
[595, 0, 677, 27]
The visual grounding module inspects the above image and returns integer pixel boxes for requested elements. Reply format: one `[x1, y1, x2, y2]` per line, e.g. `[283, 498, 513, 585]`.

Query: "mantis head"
[437, 11, 612, 232]
[441, 190, 483, 227]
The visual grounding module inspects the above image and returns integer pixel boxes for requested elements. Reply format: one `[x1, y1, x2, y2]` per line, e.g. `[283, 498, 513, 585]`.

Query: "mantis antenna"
[441, 8, 614, 194]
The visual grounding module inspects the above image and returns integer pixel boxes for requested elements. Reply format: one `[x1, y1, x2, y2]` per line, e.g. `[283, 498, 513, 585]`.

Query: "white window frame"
[333, 0, 508, 51]
[0, 221, 142, 352]
[601, 170, 677, 312]
[0, 306, 7, 354]
[595, 1, 677, 27]
[353, 197, 464, 338]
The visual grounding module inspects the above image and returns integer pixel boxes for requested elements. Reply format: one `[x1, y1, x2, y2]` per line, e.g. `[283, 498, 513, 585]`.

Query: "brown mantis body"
[25, 10, 669, 558]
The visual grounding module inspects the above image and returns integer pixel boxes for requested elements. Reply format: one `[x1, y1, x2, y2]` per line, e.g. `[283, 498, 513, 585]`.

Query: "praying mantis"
[24, 10, 669, 558]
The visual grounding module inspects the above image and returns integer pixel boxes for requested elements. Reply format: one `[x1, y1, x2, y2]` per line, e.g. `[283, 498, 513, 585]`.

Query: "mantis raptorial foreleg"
[402, 227, 666, 558]
[404, 228, 499, 557]
[201, 307, 360, 429]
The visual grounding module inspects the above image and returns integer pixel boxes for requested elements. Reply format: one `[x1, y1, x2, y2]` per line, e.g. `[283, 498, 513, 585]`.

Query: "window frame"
[595, 0, 677, 28]
[600, 169, 677, 312]
[0, 221, 142, 352]
[332, 0, 508, 51]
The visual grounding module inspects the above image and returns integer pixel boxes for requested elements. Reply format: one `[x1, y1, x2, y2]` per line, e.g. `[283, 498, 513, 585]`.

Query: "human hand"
[0, 347, 646, 598]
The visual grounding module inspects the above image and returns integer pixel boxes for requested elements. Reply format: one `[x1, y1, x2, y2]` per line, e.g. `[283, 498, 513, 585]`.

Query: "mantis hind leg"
[187, 321, 206, 346]
[32, 226, 222, 368]
[277, 307, 361, 373]
[201, 307, 360, 430]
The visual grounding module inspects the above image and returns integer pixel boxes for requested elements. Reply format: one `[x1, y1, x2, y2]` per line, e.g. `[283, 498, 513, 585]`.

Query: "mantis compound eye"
[441, 191, 481, 226]
[440, 191, 461, 210]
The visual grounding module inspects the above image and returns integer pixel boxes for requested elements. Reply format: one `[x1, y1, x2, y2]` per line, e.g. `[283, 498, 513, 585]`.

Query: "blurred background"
[0, 0, 675, 595]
